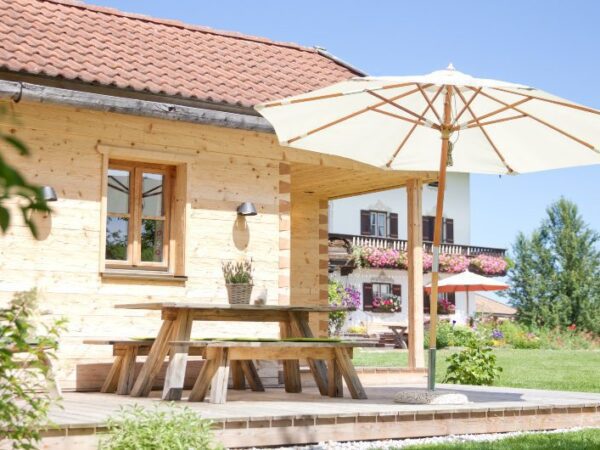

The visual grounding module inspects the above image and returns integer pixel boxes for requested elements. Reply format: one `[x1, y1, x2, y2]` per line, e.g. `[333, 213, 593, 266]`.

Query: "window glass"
[107, 169, 130, 214]
[106, 216, 128, 260]
[142, 173, 164, 217]
[378, 212, 386, 237]
[141, 220, 164, 262]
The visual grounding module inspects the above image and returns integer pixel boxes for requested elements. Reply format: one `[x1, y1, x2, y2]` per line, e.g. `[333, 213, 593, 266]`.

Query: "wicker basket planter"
[226, 283, 253, 304]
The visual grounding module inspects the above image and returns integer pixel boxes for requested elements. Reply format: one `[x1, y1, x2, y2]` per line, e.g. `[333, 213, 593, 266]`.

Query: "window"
[423, 216, 454, 243]
[362, 283, 401, 311]
[423, 291, 456, 314]
[105, 161, 173, 270]
[360, 210, 398, 238]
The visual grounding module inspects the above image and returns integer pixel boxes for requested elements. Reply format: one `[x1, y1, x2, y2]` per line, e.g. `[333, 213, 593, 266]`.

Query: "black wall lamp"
[237, 202, 257, 216]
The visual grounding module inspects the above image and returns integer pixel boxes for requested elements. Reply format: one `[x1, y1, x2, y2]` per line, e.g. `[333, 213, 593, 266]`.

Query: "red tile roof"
[0, 0, 361, 109]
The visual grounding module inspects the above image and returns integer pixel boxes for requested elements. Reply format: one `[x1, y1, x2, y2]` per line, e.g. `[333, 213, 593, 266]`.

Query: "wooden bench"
[84, 339, 263, 395]
[173, 340, 367, 404]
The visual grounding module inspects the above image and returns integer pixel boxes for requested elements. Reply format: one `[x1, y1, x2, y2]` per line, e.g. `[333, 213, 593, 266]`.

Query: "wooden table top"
[115, 302, 346, 313]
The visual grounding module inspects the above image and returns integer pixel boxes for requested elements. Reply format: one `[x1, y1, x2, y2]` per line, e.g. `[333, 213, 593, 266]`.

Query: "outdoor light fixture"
[236, 202, 257, 216]
[41, 186, 58, 202]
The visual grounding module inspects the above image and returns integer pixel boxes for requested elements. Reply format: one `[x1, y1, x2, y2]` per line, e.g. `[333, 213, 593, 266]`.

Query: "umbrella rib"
[367, 90, 427, 122]
[285, 84, 429, 144]
[453, 87, 482, 124]
[474, 88, 598, 151]
[371, 108, 438, 128]
[417, 85, 442, 124]
[491, 87, 600, 116]
[459, 97, 532, 128]
[455, 89, 516, 173]
[385, 85, 445, 168]
[260, 81, 417, 108]
[465, 114, 527, 128]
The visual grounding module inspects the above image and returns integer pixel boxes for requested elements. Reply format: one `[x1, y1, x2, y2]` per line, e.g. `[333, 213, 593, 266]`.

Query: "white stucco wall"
[331, 268, 474, 331]
[328, 173, 471, 245]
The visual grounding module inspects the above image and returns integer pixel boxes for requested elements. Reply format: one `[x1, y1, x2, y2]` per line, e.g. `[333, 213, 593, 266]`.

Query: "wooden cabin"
[0, 0, 432, 389]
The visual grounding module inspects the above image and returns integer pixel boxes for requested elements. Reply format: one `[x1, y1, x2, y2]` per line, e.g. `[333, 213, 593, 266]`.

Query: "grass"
[393, 428, 600, 449]
[352, 348, 600, 392]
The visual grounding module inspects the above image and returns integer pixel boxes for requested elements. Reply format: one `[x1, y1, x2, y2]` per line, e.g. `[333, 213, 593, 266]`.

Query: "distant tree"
[506, 198, 600, 334]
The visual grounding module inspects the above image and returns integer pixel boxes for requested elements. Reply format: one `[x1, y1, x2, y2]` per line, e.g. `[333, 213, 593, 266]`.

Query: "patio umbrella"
[424, 270, 509, 318]
[255, 64, 600, 390]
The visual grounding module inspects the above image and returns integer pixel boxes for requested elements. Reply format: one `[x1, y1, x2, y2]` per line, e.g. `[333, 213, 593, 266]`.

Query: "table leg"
[162, 310, 193, 400]
[231, 360, 246, 390]
[189, 348, 221, 402]
[279, 321, 302, 393]
[289, 312, 329, 396]
[334, 347, 367, 400]
[327, 358, 343, 398]
[130, 318, 176, 397]
[101, 355, 123, 394]
[400, 326, 408, 349]
[209, 348, 230, 404]
[117, 347, 138, 395]
[240, 360, 265, 392]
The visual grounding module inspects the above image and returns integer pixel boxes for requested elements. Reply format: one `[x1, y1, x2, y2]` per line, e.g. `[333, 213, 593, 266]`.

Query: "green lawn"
[352, 348, 600, 392]
[394, 428, 600, 449]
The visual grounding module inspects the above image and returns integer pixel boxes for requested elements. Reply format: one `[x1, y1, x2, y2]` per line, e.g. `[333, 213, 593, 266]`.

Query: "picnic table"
[115, 302, 366, 402]
[387, 323, 408, 349]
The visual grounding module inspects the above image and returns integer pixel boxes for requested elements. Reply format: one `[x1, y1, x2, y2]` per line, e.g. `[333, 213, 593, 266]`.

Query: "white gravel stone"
[249, 426, 598, 450]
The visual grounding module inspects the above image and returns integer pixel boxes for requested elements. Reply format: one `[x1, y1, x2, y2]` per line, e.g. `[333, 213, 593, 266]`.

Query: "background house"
[328, 174, 507, 330]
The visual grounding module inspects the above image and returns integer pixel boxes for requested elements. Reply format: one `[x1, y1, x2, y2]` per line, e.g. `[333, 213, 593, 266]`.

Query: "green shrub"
[424, 321, 453, 349]
[0, 289, 65, 450]
[447, 325, 475, 347]
[100, 405, 222, 450]
[443, 333, 502, 386]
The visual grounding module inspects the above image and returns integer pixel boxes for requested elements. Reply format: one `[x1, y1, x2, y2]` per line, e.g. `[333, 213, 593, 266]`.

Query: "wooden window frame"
[105, 159, 174, 271]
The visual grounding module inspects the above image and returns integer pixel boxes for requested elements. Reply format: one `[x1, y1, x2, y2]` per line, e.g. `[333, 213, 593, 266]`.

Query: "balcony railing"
[329, 233, 506, 258]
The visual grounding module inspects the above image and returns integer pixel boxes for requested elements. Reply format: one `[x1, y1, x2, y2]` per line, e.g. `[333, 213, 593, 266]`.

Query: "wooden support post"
[162, 310, 193, 400]
[407, 178, 425, 369]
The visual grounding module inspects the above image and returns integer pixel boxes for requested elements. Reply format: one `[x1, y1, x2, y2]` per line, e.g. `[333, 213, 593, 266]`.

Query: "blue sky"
[91, 0, 600, 252]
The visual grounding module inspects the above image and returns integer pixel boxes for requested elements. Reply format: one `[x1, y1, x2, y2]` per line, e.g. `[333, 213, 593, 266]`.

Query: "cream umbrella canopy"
[255, 65, 600, 390]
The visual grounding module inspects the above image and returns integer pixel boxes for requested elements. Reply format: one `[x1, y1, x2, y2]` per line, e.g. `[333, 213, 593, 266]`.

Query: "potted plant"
[438, 297, 456, 315]
[222, 259, 253, 304]
[372, 294, 401, 313]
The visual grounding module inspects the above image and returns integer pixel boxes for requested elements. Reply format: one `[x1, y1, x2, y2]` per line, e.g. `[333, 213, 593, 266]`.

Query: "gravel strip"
[249, 427, 599, 449]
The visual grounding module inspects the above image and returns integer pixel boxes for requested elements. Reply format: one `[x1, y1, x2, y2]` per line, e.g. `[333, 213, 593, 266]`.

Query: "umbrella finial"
[447, 63, 456, 71]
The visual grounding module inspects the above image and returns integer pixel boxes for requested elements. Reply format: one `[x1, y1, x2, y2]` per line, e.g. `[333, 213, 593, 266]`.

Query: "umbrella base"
[394, 388, 469, 405]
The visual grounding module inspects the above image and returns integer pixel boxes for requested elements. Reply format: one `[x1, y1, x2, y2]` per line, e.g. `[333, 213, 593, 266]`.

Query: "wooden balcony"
[329, 233, 506, 273]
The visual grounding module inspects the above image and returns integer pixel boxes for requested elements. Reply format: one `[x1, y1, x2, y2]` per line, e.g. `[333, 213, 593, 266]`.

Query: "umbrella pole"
[428, 85, 453, 391]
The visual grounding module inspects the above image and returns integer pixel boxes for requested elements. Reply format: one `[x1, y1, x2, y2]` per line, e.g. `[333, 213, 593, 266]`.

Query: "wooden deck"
[43, 381, 600, 449]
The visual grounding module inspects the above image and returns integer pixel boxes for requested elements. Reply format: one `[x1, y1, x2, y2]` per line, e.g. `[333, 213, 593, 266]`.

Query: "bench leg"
[327, 359, 343, 398]
[240, 360, 264, 392]
[117, 347, 138, 395]
[209, 348, 230, 404]
[334, 348, 367, 400]
[101, 355, 123, 394]
[231, 361, 246, 390]
[39, 352, 62, 399]
[189, 355, 220, 402]
[279, 321, 302, 393]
